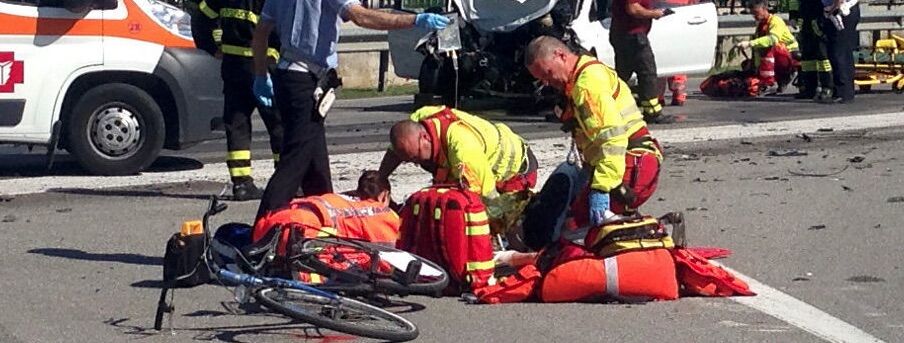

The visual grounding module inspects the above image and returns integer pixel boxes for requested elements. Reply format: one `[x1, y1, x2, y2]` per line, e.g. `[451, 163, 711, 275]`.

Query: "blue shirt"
[261, 0, 357, 69]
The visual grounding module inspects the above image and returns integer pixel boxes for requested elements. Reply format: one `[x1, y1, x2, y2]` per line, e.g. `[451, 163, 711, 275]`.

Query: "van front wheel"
[66, 83, 165, 176]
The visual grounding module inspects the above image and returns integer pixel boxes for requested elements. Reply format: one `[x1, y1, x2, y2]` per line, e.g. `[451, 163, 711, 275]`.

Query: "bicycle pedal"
[402, 260, 422, 286]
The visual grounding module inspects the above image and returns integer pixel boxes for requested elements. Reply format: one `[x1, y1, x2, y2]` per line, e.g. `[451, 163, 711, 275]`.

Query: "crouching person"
[378, 106, 538, 201]
[738, 0, 800, 94]
[253, 170, 399, 282]
[525, 36, 662, 235]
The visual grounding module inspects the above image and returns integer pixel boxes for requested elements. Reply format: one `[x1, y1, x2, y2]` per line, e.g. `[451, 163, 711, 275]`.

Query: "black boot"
[233, 180, 263, 201]
[814, 88, 838, 104]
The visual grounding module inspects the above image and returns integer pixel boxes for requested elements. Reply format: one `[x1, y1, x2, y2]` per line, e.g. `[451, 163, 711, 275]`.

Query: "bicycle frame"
[199, 197, 341, 300]
[154, 197, 347, 331]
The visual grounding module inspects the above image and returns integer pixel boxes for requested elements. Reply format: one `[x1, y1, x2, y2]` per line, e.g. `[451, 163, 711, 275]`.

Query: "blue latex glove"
[252, 74, 274, 107]
[415, 13, 450, 31]
[589, 190, 610, 227]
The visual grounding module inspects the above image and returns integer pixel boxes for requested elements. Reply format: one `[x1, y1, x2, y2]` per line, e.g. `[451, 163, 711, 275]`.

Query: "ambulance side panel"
[0, 2, 107, 144]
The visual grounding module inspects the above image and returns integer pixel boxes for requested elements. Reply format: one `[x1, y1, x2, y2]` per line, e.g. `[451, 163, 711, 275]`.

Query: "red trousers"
[758, 45, 799, 87]
[572, 149, 661, 228]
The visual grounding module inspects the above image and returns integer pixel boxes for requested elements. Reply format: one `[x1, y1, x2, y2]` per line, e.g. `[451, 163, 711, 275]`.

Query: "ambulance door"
[0, 0, 104, 143]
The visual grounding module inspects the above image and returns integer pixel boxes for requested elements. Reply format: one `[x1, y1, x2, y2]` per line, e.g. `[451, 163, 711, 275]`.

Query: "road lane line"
[3, 111, 904, 196]
[718, 264, 886, 343]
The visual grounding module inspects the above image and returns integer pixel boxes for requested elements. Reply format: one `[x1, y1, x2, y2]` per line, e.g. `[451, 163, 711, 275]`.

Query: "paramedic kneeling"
[378, 106, 538, 198]
[253, 170, 400, 259]
[526, 36, 663, 227]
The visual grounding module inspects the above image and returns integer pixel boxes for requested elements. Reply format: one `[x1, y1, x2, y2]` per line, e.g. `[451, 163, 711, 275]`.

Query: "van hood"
[453, 0, 558, 32]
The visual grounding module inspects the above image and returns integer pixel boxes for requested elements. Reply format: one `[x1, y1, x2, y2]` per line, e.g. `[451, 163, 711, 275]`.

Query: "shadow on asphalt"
[0, 155, 205, 177]
[27, 248, 162, 266]
[103, 315, 338, 343]
[49, 188, 216, 201]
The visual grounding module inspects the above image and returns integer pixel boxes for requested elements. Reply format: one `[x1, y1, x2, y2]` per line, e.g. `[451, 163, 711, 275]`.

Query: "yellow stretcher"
[855, 34, 904, 93]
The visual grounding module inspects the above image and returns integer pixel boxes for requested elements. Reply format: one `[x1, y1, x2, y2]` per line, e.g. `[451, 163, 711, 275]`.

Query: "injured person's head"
[356, 170, 392, 205]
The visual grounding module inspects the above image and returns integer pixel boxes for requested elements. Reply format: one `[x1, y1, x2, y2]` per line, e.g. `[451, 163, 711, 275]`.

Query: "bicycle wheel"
[295, 238, 449, 296]
[255, 287, 419, 342]
[366, 243, 449, 295]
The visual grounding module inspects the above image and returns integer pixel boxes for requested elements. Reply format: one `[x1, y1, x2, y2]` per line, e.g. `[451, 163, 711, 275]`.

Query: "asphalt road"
[1, 81, 902, 177]
[1, 89, 903, 342]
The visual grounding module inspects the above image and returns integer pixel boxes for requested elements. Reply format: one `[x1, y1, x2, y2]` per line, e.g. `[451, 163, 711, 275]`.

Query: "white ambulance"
[0, 0, 222, 175]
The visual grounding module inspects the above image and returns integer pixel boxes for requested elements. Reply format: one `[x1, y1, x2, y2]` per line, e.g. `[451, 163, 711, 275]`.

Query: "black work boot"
[814, 88, 838, 104]
[233, 180, 263, 201]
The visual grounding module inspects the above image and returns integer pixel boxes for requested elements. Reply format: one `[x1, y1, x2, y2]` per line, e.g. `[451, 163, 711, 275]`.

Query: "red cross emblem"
[0, 52, 24, 93]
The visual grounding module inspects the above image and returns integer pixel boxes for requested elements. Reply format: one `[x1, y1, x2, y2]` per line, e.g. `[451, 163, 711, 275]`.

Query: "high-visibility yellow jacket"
[751, 14, 799, 52]
[567, 56, 648, 192]
[410, 106, 527, 197]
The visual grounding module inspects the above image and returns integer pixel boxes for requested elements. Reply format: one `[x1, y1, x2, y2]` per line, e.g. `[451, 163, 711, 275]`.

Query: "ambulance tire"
[66, 83, 165, 176]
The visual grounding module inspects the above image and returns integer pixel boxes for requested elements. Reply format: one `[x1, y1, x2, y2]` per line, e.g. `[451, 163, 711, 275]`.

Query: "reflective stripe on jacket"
[566, 56, 649, 193]
[252, 193, 400, 256]
[411, 106, 528, 197]
[196, 0, 280, 59]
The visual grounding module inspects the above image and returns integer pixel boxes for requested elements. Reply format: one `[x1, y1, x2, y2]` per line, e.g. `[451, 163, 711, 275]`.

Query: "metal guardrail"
[718, 10, 904, 36]
[339, 10, 904, 47]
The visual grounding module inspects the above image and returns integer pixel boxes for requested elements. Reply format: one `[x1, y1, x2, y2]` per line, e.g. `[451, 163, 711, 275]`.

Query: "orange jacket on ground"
[253, 193, 400, 256]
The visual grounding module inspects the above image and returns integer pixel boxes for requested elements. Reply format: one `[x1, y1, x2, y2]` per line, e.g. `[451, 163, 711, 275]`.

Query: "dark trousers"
[256, 68, 333, 219]
[610, 32, 661, 117]
[222, 56, 284, 184]
[826, 3, 860, 101]
[798, 5, 834, 96]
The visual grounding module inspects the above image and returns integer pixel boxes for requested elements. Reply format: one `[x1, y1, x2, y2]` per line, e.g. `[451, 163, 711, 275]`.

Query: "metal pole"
[378, 50, 389, 92]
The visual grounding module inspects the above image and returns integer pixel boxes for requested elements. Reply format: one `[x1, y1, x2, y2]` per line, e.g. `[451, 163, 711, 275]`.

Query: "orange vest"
[253, 193, 400, 256]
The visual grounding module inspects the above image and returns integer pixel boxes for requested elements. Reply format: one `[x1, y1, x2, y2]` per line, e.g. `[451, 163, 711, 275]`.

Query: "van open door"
[648, 2, 718, 76]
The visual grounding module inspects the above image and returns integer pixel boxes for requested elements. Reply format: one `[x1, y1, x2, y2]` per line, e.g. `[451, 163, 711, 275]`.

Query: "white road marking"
[3, 111, 904, 196]
[718, 263, 886, 343]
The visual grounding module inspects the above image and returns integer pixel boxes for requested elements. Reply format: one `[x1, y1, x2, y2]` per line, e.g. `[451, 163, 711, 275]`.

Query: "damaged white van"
[388, 0, 718, 107]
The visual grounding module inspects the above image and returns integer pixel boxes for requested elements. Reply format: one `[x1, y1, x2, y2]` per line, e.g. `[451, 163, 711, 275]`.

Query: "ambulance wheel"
[66, 83, 165, 176]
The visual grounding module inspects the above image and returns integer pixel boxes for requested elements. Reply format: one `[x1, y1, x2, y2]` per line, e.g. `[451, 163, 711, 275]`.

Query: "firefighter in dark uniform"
[192, 0, 285, 200]
[797, 0, 835, 102]
[824, 0, 860, 104]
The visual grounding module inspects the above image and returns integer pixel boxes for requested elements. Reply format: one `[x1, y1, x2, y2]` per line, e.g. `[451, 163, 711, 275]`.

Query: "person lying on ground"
[253, 170, 399, 255]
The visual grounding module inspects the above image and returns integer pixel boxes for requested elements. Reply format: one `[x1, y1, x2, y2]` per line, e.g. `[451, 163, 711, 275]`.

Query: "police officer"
[192, 0, 284, 201]
[250, 1, 450, 219]
[797, 0, 835, 102]
[824, 0, 860, 103]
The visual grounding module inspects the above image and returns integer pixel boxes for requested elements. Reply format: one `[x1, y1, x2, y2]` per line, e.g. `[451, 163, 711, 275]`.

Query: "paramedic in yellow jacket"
[525, 36, 663, 227]
[737, 0, 800, 92]
[378, 106, 538, 198]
